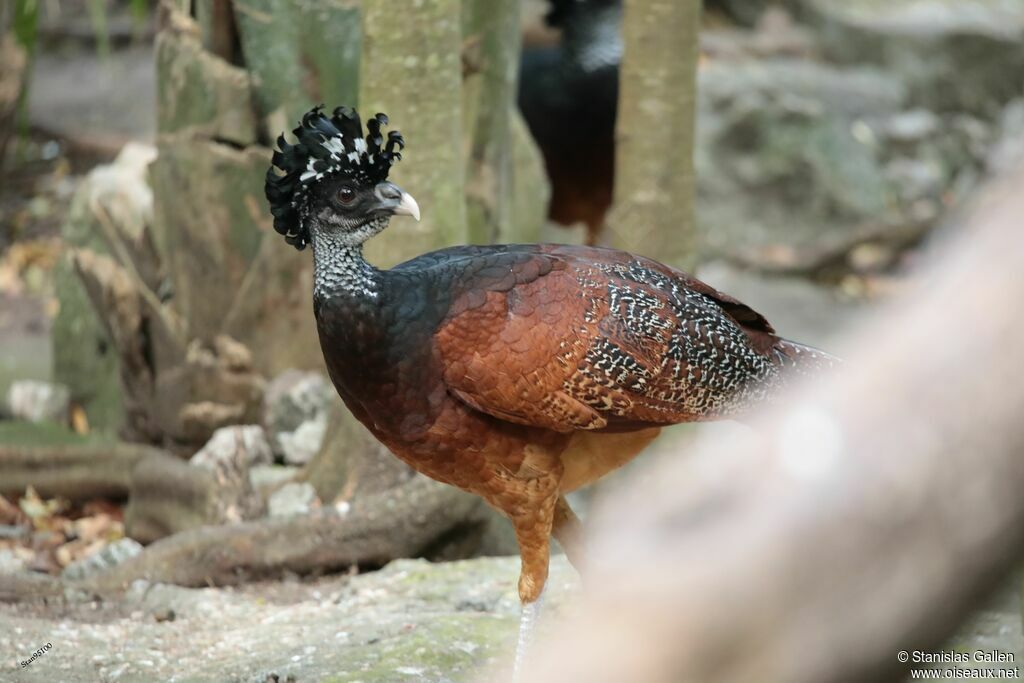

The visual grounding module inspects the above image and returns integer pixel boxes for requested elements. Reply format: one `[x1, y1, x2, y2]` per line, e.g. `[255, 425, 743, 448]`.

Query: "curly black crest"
[265, 105, 405, 250]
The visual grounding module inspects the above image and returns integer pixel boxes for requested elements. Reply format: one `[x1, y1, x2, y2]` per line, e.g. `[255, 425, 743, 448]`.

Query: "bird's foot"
[512, 588, 546, 683]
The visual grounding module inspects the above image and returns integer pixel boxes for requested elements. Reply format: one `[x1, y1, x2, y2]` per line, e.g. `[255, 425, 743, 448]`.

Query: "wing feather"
[434, 245, 783, 432]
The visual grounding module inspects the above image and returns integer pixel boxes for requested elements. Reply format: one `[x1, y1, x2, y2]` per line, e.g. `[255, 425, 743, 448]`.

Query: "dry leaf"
[56, 537, 106, 567]
[0, 495, 26, 526]
[74, 513, 123, 543]
[6, 492, 128, 575]
[19, 487, 64, 521]
[70, 404, 90, 434]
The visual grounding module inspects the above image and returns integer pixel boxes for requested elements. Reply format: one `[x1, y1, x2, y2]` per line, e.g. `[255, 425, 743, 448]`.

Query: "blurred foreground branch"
[521, 165, 1024, 683]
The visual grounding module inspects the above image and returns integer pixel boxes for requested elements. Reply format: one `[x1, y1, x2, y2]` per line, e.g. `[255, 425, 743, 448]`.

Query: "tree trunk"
[604, 0, 701, 271]
[299, 397, 408, 504]
[359, 0, 467, 268]
[232, 0, 361, 134]
[461, 0, 548, 245]
[298, 0, 473, 510]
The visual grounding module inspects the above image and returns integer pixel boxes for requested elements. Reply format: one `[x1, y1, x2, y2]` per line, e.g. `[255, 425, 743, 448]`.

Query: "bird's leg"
[509, 493, 557, 682]
[552, 495, 586, 573]
[514, 584, 545, 681]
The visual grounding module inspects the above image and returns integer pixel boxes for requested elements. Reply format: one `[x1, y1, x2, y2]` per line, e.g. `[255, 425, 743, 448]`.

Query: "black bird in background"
[517, 0, 757, 239]
[518, 0, 622, 240]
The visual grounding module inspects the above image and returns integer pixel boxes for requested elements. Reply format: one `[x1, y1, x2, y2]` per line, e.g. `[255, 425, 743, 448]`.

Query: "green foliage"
[129, 0, 148, 31]
[86, 0, 111, 58]
[10, 0, 39, 151]
[12, 0, 38, 56]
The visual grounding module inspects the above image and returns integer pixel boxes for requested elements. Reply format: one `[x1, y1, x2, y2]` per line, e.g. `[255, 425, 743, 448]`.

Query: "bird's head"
[264, 105, 420, 251]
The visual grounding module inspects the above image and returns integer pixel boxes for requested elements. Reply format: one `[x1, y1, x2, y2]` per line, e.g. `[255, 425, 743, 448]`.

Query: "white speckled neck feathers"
[312, 235, 380, 302]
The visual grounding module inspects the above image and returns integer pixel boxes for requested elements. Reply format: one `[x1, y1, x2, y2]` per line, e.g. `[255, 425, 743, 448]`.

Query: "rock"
[183, 425, 272, 524]
[61, 538, 143, 581]
[877, 109, 941, 143]
[884, 157, 945, 204]
[5, 551, 1015, 681]
[263, 371, 333, 462]
[934, 575, 1024, 677]
[191, 425, 273, 472]
[696, 58, 989, 270]
[0, 556, 577, 682]
[248, 465, 300, 495]
[5, 380, 70, 424]
[276, 414, 328, 466]
[792, 0, 1024, 114]
[264, 371, 333, 434]
[152, 607, 176, 623]
[697, 60, 901, 267]
[0, 548, 27, 574]
[987, 99, 1024, 175]
[267, 482, 319, 518]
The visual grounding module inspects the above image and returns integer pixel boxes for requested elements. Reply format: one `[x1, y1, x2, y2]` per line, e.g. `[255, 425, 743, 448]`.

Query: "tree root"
[81, 474, 487, 592]
[0, 442, 166, 501]
[0, 571, 65, 603]
[124, 449, 239, 544]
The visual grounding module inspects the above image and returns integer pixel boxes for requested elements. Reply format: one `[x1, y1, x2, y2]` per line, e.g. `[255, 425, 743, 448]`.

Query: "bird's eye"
[337, 187, 356, 204]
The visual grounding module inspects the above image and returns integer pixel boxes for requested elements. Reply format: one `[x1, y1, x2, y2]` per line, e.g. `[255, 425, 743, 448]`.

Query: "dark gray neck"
[311, 234, 380, 303]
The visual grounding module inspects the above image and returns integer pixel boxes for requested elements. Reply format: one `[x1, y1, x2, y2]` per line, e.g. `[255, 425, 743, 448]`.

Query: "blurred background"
[0, 0, 1022, 681]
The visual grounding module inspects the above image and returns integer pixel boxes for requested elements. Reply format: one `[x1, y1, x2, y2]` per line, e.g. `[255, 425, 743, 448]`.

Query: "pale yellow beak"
[395, 192, 421, 222]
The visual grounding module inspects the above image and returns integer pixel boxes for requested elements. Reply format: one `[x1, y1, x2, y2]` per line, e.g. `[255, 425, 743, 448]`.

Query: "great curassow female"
[265, 105, 837, 677]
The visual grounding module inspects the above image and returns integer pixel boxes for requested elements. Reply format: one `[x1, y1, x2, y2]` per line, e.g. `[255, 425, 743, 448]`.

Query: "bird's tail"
[772, 338, 841, 377]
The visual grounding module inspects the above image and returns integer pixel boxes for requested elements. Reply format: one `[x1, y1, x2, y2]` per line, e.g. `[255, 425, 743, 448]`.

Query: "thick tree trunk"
[359, 0, 467, 267]
[299, 398, 408, 504]
[604, 0, 700, 270]
[232, 0, 361, 134]
[301, 0, 472, 511]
